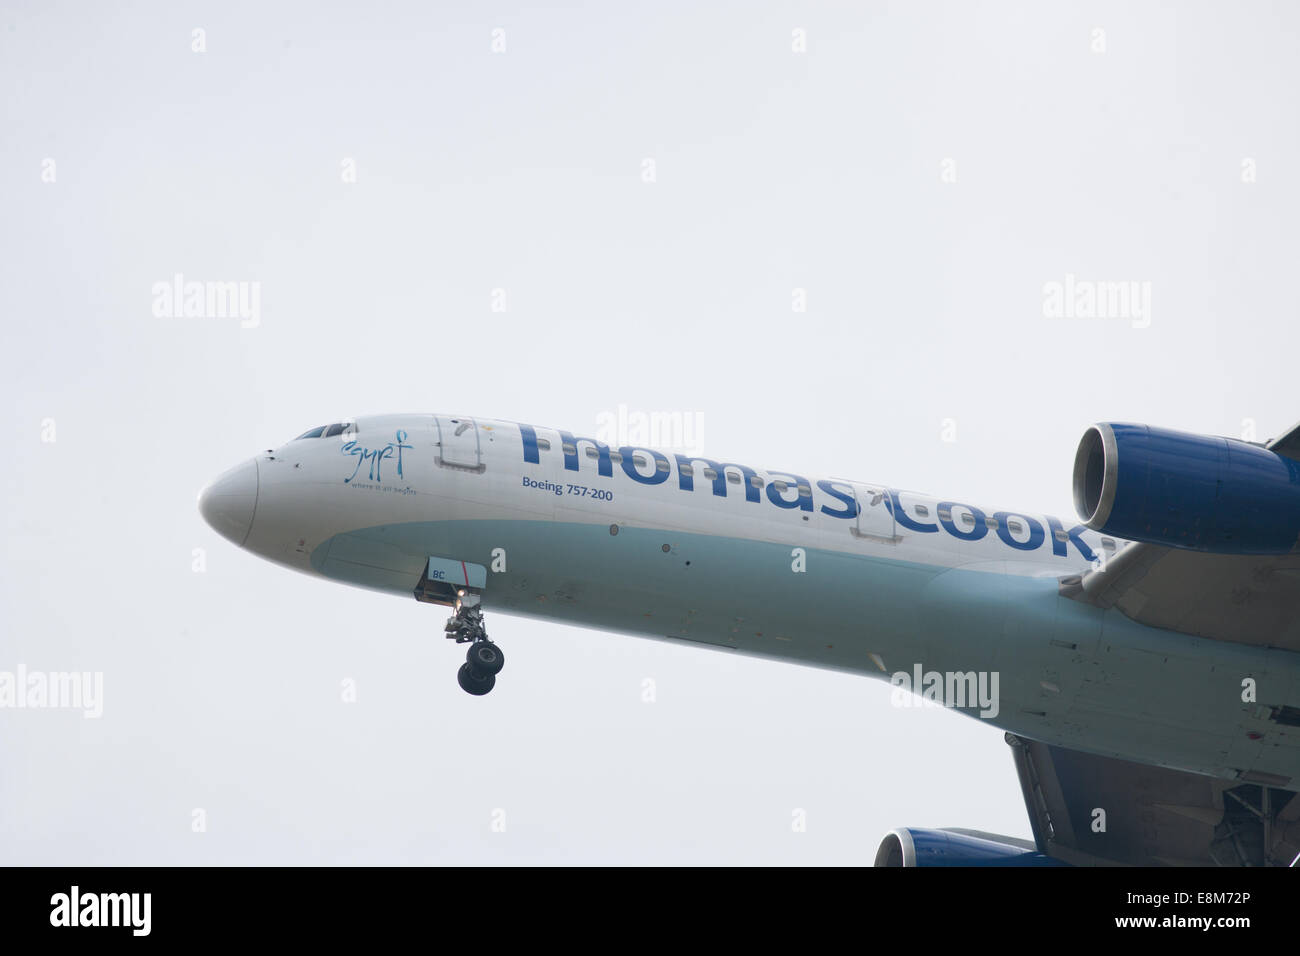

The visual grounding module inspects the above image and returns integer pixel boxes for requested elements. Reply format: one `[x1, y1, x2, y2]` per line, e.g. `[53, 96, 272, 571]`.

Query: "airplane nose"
[198, 458, 259, 546]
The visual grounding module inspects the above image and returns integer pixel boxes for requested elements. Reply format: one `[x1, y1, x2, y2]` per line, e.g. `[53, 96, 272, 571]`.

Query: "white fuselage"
[199, 413, 1300, 791]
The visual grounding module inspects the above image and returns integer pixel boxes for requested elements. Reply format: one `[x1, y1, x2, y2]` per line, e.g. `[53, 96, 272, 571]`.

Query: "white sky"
[3, 0, 1299, 863]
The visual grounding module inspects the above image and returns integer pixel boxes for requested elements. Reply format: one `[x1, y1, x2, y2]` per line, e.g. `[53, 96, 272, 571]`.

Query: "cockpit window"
[294, 422, 350, 441]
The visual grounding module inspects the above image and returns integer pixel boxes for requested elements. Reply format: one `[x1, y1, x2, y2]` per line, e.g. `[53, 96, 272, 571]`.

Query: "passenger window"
[797, 484, 811, 498]
[1102, 538, 1116, 551]
[773, 480, 788, 492]
[915, 505, 929, 517]
[536, 438, 551, 451]
[750, 476, 764, 488]
[680, 464, 695, 477]
[727, 472, 741, 484]
[562, 443, 576, 455]
[1008, 520, 1023, 533]
[656, 459, 670, 473]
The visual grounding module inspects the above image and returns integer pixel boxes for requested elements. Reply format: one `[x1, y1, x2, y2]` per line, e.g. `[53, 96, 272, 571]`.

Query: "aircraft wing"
[1006, 733, 1300, 866]
[1266, 417, 1300, 464]
[1059, 540, 1300, 653]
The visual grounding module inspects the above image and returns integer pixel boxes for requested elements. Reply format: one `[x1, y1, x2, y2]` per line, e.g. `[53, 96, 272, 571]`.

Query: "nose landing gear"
[413, 556, 503, 697]
[446, 601, 505, 696]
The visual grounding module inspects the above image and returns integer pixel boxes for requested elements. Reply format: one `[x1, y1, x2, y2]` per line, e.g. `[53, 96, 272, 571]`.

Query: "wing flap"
[1007, 733, 1300, 865]
[1064, 541, 1300, 651]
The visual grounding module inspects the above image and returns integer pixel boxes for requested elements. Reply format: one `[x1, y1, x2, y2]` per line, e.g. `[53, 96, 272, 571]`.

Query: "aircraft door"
[852, 483, 898, 543]
[435, 416, 485, 473]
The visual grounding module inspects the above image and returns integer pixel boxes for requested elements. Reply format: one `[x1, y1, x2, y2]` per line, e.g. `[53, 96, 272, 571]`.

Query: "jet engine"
[873, 828, 1063, 866]
[1072, 422, 1300, 554]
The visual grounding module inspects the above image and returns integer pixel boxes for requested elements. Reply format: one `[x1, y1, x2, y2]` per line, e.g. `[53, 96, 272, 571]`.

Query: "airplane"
[198, 413, 1300, 866]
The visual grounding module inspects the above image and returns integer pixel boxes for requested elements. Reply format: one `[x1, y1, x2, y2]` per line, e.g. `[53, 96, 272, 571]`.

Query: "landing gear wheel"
[442, 602, 501, 694]
[467, 641, 505, 676]
[457, 663, 496, 696]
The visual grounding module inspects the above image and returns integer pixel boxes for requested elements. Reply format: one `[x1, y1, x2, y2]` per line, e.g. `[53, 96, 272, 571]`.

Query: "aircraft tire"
[467, 641, 505, 676]
[457, 663, 496, 696]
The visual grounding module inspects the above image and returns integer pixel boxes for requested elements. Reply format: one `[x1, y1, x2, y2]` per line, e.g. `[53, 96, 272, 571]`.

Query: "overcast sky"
[4, 1, 1300, 864]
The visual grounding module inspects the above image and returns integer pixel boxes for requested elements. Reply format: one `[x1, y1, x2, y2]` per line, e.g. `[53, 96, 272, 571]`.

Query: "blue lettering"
[939, 502, 987, 541]
[1047, 515, 1097, 561]
[994, 512, 1045, 551]
[393, 429, 410, 478]
[766, 472, 814, 512]
[889, 489, 938, 533]
[620, 446, 670, 485]
[558, 431, 612, 478]
[816, 480, 858, 519]
[514, 422, 1086, 558]
[342, 429, 409, 484]
[520, 423, 541, 465]
[674, 455, 762, 503]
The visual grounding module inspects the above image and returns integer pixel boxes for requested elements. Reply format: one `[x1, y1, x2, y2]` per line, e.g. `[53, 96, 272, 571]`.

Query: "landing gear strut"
[445, 600, 505, 696]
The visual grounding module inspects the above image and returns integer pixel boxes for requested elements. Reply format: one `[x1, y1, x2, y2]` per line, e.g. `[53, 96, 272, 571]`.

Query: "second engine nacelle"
[1072, 422, 1300, 555]
[873, 828, 1062, 866]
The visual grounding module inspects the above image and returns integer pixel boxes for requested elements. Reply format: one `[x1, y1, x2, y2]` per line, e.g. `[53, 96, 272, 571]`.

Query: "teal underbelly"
[309, 518, 1087, 705]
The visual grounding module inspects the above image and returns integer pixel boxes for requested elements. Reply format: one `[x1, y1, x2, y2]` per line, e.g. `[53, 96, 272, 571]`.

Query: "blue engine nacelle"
[1073, 423, 1300, 555]
[873, 828, 1063, 867]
